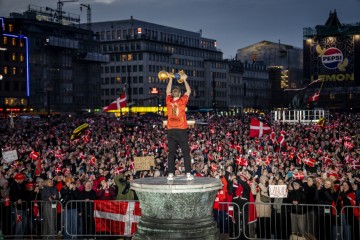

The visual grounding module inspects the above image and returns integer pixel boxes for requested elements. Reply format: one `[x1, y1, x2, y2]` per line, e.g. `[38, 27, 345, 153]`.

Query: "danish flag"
[249, 118, 271, 138]
[94, 201, 141, 236]
[103, 93, 127, 112]
[308, 91, 320, 102]
[30, 151, 40, 160]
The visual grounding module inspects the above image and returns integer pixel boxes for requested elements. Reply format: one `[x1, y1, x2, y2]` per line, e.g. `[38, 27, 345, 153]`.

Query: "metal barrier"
[64, 200, 141, 238]
[340, 206, 360, 240]
[0, 200, 63, 239]
[1, 199, 358, 239]
[216, 202, 241, 239]
[242, 202, 338, 240]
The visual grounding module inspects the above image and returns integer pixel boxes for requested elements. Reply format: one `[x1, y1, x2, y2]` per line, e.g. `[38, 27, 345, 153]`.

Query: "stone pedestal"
[131, 176, 222, 240]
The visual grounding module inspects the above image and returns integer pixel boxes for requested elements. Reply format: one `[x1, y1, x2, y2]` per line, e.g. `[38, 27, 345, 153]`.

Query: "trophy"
[158, 70, 187, 83]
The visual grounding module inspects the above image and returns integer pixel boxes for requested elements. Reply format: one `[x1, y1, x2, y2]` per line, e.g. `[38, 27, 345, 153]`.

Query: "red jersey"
[166, 94, 188, 129]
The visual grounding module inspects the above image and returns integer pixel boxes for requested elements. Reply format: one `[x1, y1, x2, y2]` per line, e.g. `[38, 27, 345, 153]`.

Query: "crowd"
[0, 111, 359, 239]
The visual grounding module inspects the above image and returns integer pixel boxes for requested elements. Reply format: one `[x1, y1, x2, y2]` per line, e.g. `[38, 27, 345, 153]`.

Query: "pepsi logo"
[321, 47, 343, 69]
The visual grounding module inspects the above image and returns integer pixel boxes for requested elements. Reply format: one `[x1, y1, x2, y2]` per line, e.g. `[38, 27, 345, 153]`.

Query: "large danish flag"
[103, 93, 127, 112]
[249, 118, 271, 138]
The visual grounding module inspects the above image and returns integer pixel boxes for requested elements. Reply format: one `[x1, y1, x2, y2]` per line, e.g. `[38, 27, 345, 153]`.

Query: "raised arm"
[166, 78, 173, 95]
[183, 78, 191, 96]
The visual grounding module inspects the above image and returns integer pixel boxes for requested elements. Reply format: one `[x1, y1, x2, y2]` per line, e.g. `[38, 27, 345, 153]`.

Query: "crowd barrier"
[215, 202, 360, 240]
[1, 200, 359, 239]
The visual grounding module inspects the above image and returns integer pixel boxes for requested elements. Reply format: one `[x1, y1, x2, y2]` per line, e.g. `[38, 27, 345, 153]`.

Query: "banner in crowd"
[94, 200, 141, 236]
[2, 150, 18, 163]
[134, 156, 155, 171]
[269, 185, 288, 198]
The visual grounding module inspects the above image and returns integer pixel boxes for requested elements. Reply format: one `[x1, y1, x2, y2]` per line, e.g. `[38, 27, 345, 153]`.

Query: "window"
[139, 65, 143, 72]
[12, 67, 16, 75]
[20, 53, 25, 62]
[12, 53, 16, 61]
[4, 66, 8, 75]
[19, 40, 24, 47]
[8, 24, 14, 32]
[139, 88, 143, 94]
[11, 38, 16, 46]
[3, 36, 8, 45]
[139, 76, 143, 83]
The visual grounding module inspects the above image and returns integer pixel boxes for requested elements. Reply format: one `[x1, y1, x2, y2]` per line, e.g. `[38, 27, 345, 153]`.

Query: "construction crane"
[80, 3, 91, 30]
[56, 0, 79, 24]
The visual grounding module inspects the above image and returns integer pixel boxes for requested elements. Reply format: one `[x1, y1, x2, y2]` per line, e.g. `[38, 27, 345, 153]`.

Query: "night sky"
[1, 0, 360, 58]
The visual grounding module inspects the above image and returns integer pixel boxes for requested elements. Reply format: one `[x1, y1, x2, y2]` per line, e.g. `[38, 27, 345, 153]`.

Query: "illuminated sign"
[150, 87, 159, 94]
[309, 35, 354, 82]
[0, 47, 7, 51]
[316, 45, 349, 72]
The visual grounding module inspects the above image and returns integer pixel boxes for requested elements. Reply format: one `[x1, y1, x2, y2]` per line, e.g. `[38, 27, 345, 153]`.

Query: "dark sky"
[1, 0, 360, 58]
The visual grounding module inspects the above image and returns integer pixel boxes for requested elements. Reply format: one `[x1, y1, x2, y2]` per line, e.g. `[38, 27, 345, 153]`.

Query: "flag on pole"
[249, 118, 271, 138]
[94, 200, 141, 236]
[308, 91, 320, 102]
[103, 93, 127, 112]
[277, 131, 286, 146]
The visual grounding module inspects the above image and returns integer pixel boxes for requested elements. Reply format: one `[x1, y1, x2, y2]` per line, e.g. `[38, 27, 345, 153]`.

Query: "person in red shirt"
[165, 75, 192, 180]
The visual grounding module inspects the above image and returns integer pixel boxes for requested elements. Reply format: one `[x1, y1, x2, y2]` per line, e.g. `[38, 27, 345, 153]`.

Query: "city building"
[1, 5, 108, 115]
[228, 60, 270, 113]
[90, 17, 229, 112]
[236, 41, 303, 109]
[0, 17, 29, 114]
[303, 9, 360, 110]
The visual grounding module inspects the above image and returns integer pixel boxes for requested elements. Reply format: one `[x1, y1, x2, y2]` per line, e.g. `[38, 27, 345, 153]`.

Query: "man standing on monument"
[165, 74, 193, 181]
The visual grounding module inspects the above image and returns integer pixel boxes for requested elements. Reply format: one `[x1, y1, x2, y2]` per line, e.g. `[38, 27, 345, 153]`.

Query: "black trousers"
[167, 129, 191, 174]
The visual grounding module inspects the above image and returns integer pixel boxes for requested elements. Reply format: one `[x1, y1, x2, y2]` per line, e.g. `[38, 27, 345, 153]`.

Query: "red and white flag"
[94, 201, 141, 236]
[308, 91, 320, 102]
[30, 151, 40, 160]
[235, 156, 248, 166]
[293, 172, 305, 180]
[277, 132, 286, 146]
[303, 158, 316, 167]
[249, 118, 271, 138]
[103, 93, 127, 112]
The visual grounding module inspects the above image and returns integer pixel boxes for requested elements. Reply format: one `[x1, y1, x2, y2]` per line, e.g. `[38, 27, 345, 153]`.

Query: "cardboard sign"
[134, 156, 155, 171]
[269, 184, 288, 198]
[2, 150, 18, 163]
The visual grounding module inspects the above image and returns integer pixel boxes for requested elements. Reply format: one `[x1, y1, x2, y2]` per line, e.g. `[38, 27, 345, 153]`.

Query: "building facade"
[228, 60, 270, 112]
[236, 41, 303, 109]
[303, 10, 360, 110]
[0, 17, 29, 114]
[1, 6, 107, 115]
[91, 17, 230, 111]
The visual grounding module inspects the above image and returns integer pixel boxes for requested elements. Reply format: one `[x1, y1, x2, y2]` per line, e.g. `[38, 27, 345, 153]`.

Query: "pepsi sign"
[321, 47, 343, 69]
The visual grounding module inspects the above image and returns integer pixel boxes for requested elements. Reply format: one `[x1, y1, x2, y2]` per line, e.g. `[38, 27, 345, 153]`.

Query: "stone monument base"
[131, 176, 222, 240]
